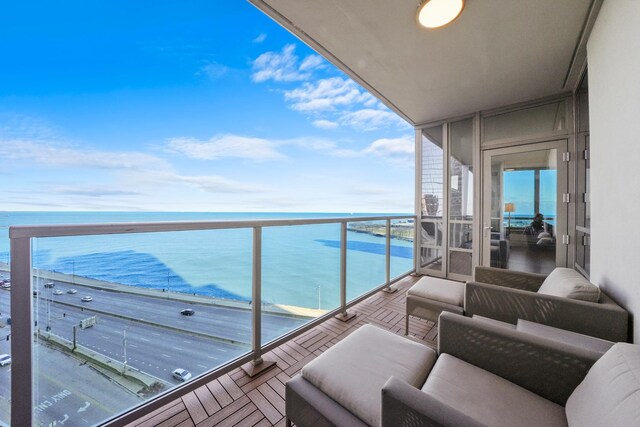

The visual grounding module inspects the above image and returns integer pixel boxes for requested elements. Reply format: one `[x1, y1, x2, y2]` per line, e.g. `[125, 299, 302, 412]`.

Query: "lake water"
[0, 212, 414, 309]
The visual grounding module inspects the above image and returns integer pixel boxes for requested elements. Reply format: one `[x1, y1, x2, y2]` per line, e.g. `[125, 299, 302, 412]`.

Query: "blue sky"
[0, 1, 414, 212]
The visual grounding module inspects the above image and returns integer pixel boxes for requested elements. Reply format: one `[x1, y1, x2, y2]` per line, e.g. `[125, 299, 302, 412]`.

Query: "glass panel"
[449, 251, 472, 276]
[32, 229, 254, 425]
[421, 126, 444, 273]
[346, 220, 386, 302]
[490, 149, 558, 274]
[448, 119, 474, 276]
[576, 73, 590, 275]
[575, 230, 591, 276]
[578, 72, 589, 133]
[420, 221, 443, 271]
[262, 224, 339, 344]
[0, 225, 8, 425]
[483, 100, 568, 143]
[390, 219, 415, 280]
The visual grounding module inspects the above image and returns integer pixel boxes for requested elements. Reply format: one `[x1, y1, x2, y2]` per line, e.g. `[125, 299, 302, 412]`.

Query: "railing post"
[336, 222, 356, 321]
[414, 219, 420, 274]
[11, 236, 33, 427]
[382, 219, 397, 294]
[242, 226, 275, 377]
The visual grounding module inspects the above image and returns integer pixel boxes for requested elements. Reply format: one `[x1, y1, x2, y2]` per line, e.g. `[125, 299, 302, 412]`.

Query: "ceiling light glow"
[417, 0, 464, 29]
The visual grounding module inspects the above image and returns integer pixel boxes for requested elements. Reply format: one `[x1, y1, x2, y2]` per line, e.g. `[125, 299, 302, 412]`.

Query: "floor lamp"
[505, 203, 515, 238]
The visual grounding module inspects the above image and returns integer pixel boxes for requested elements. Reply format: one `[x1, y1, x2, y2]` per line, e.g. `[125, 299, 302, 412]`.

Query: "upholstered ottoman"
[406, 276, 464, 334]
[286, 324, 436, 427]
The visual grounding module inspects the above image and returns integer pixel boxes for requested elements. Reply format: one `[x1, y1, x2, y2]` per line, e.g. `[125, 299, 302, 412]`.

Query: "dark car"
[180, 309, 195, 316]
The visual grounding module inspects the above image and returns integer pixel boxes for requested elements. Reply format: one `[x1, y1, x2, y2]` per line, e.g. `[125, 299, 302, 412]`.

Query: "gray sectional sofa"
[286, 313, 640, 426]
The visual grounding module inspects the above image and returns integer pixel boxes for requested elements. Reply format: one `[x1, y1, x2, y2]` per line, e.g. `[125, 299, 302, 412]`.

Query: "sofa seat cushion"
[407, 276, 464, 306]
[566, 343, 640, 426]
[537, 268, 600, 302]
[302, 324, 436, 427]
[422, 354, 567, 427]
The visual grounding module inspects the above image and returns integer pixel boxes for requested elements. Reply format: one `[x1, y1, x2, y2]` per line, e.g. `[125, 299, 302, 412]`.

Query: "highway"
[0, 281, 309, 425]
[32, 279, 307, 344]
[0, 324, 141, 426]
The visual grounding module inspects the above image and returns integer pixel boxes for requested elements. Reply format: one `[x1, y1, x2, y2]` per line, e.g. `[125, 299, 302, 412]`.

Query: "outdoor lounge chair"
[465, 266, 629, 342]
[286, 312, 640, 426]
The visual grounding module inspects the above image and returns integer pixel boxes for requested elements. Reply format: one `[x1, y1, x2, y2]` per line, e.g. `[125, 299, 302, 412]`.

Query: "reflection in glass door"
[482, 141, 568, 274]
[419, 118, 474, 280]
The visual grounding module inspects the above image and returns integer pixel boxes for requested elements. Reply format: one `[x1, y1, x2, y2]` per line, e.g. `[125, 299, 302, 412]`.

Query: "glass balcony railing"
[7, 215, 415, 426]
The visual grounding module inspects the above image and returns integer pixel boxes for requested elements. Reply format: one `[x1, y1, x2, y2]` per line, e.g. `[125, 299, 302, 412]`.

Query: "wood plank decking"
[127, 275, 436, 427]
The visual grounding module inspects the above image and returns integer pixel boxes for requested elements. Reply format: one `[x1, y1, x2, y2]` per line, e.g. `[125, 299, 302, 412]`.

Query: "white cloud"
[299, 55, 325, 71]
[281, 77, 407, 131]
[0, 139, 170, 171]
[49, 185, 142, 197]
[312, 119, 339, 130]
[363, 136, 414, 165]
[284, 77, 374, 112]
[251, 44, 313, 83]
[339, 109, 406, 131]
[253, 33, 267, 43]
[165, 135, 284, 161]
[173, 174, 266, 194]
[199, 62, 229, 80]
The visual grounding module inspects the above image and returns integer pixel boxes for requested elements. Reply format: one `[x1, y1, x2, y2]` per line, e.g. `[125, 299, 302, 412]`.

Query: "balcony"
[6, 215, 417, 426]
[126, 274, 427, 427]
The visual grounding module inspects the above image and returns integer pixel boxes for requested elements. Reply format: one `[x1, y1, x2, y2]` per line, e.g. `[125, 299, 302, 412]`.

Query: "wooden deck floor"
[127, 275, 436, 427]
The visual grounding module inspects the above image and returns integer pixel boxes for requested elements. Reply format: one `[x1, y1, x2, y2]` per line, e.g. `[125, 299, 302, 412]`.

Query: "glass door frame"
[481, 139, 570, 270]
[416, 115, 480, 282]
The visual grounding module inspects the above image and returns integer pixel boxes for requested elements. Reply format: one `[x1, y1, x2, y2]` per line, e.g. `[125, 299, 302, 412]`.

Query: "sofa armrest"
[473, 266, 545, 291]
[465, 281, 629, 342]
[438, 312, 600, 405]
[381, 376, 487, 427]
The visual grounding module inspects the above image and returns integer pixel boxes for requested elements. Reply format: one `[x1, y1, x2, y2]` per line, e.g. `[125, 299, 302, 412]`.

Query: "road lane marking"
[140, 338, 150, 342]
[197, 364, 207, 369]
[161, 354, 171, 358]
[172, 346, 183, 351]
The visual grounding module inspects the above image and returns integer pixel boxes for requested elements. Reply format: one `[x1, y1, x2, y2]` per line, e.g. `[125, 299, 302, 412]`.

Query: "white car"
[0, 354, 11, 367]
[81, 296, 93, 302]
[67, 289, 78, 294]
[53, 289, 63, 295]
[172, 368, 192, 382]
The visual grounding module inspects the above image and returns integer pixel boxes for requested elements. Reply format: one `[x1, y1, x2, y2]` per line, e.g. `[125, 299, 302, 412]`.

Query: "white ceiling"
[251, 0, 595, 126]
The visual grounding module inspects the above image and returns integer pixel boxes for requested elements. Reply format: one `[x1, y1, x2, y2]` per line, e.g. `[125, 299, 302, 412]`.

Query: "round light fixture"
[417, 0, 464, 29]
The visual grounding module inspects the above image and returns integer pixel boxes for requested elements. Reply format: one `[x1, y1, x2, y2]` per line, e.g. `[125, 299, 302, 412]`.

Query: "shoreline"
[0, 262, 326, 319]
[346, 222, 415, 242]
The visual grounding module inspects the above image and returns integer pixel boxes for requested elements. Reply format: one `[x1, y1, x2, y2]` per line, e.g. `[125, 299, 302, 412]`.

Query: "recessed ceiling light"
[417, 0, 464, 29]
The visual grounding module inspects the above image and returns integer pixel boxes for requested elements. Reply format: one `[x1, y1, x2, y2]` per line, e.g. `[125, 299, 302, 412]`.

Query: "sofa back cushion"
[537, 268, 600, 302]
[565, 343, 640, 426]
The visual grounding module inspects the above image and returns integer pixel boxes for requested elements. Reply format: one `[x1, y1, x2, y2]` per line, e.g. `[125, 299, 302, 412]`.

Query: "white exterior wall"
[588, 0, 640, 343]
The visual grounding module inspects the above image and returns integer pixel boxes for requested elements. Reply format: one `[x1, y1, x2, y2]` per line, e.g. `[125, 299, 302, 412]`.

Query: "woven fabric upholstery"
[465, 281, 628, 342]
[286, 375, 368, 427]
[438, 312, 600, 405]
[473, 266, 545, 291]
